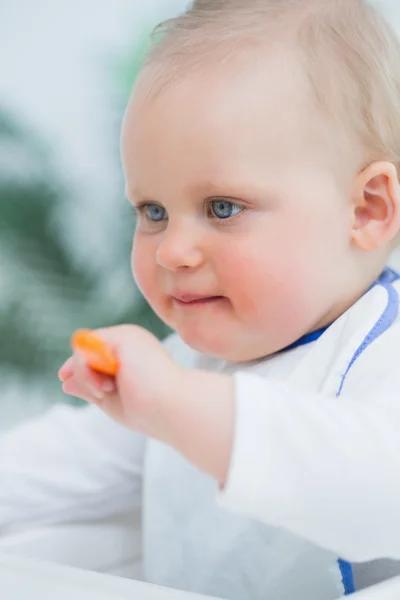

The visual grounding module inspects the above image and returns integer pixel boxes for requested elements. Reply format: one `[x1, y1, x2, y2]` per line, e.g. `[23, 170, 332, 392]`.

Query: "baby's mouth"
[173, 294, 225, 306]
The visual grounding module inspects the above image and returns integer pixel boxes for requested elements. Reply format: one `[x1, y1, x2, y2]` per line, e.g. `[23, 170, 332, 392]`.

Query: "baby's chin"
[161, 308, 289, 361]
[174, 326, 276, 363]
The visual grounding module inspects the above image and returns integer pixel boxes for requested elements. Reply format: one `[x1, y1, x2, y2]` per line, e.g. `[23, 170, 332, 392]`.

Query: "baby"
[3, 1, 400, 599]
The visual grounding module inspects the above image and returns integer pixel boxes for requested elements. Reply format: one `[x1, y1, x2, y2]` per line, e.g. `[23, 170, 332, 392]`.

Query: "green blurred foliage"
[0, 28, 170, 401]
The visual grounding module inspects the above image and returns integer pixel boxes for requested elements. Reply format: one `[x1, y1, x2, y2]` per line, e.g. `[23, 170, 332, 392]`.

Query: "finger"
[72, 354, 104, 396]
[58, 357, 74, 382]
[90, 370, 117, 394]
[62, 377, 121, 425]
[102, 377, 117, 393]
[73, 352, 117, 393]
[62, 376, 101, 404]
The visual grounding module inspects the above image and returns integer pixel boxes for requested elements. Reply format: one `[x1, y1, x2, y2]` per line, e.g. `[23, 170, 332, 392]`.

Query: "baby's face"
[122, 53, 356, 361]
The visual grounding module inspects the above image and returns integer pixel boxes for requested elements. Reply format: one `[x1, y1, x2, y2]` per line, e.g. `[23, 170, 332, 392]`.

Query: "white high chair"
[1, 512, 400, 599]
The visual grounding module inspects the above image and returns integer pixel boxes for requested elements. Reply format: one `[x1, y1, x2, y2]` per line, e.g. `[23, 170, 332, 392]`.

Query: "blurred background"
[0, 0, 189, 429]
[1, 0, 400, 431]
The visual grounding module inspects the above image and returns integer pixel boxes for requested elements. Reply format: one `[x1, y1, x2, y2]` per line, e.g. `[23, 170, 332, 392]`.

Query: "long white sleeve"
[0, 403, 146, 534]
[0, 333, 192, 536]
[218, 372, 400, 563]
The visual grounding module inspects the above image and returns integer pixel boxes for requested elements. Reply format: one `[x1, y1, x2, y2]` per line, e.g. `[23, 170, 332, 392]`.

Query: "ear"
[351, 162, 400, 251]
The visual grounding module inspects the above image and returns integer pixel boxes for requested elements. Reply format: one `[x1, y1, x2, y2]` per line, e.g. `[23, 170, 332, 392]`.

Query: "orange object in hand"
[71, 329, 119, 376]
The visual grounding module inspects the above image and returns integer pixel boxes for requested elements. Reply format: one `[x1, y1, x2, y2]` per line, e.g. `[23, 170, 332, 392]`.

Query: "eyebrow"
[183, 180, 266, 204]
[124, 188, 144, 205]
[126, 179, 267, 206]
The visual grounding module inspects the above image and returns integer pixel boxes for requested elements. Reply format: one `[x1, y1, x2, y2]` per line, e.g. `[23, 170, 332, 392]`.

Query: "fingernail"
[101, 380, 116, 393]
[92, 388, 104, 400]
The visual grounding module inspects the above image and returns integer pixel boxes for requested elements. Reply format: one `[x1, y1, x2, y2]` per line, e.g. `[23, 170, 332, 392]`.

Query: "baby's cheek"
[220, 253, 270, 319]
[131, 242, 153, 297]
[223, 246, 313, 328]
[132, 243, 170, 321]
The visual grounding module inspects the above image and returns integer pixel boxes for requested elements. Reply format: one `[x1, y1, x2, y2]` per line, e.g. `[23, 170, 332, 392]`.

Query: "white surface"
[0, 512, 142, 578]
[352, 576, 400, 599]
[1, 554, 400, 600]
[0, 555, 218, 600]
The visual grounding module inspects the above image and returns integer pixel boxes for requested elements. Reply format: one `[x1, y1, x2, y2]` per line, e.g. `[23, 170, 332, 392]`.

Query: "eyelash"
[205, 199, 245, 221]
[131, 200, 246, 224]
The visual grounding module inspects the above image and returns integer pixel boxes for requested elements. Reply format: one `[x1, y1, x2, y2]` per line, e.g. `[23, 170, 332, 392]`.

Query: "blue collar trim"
[281, 266, 400, 353]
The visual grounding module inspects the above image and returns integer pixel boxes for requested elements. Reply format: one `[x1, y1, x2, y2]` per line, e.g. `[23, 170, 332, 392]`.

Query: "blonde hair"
[138, 0, 400, 176]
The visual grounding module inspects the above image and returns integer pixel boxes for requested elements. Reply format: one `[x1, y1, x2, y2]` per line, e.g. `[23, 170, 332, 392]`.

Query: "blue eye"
[145, 204, 167, 222]
[210, 200, 243, 219]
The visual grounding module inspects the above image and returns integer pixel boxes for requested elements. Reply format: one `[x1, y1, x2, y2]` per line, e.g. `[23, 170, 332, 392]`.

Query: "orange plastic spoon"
[71, 329, 119, 376]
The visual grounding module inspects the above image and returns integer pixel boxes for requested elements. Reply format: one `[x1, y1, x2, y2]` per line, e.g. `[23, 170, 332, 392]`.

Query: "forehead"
[121, 46, 331, 197]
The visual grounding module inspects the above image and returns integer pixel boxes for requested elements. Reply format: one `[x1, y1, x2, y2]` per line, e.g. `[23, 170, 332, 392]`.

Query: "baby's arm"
[0, 403, 146, 535]
[170, 369, 400, 563]
[0, 332, 186, 535]
[62, 325, 400, 563]
[218, 373, 400, 563]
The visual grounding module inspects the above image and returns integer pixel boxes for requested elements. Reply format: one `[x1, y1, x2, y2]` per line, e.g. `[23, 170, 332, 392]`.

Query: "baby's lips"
[70, 329, 119, 376]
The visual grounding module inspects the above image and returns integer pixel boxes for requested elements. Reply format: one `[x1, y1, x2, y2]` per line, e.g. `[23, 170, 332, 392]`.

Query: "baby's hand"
[59, 325, 234, 483]
[58, 326, 183, 442]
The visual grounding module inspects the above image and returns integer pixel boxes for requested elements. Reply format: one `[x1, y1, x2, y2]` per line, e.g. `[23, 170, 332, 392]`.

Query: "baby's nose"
[156, 224, 204, 271]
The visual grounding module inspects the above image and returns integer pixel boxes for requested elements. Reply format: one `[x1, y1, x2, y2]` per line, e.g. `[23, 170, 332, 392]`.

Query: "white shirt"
[1, 277, 400, 599]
